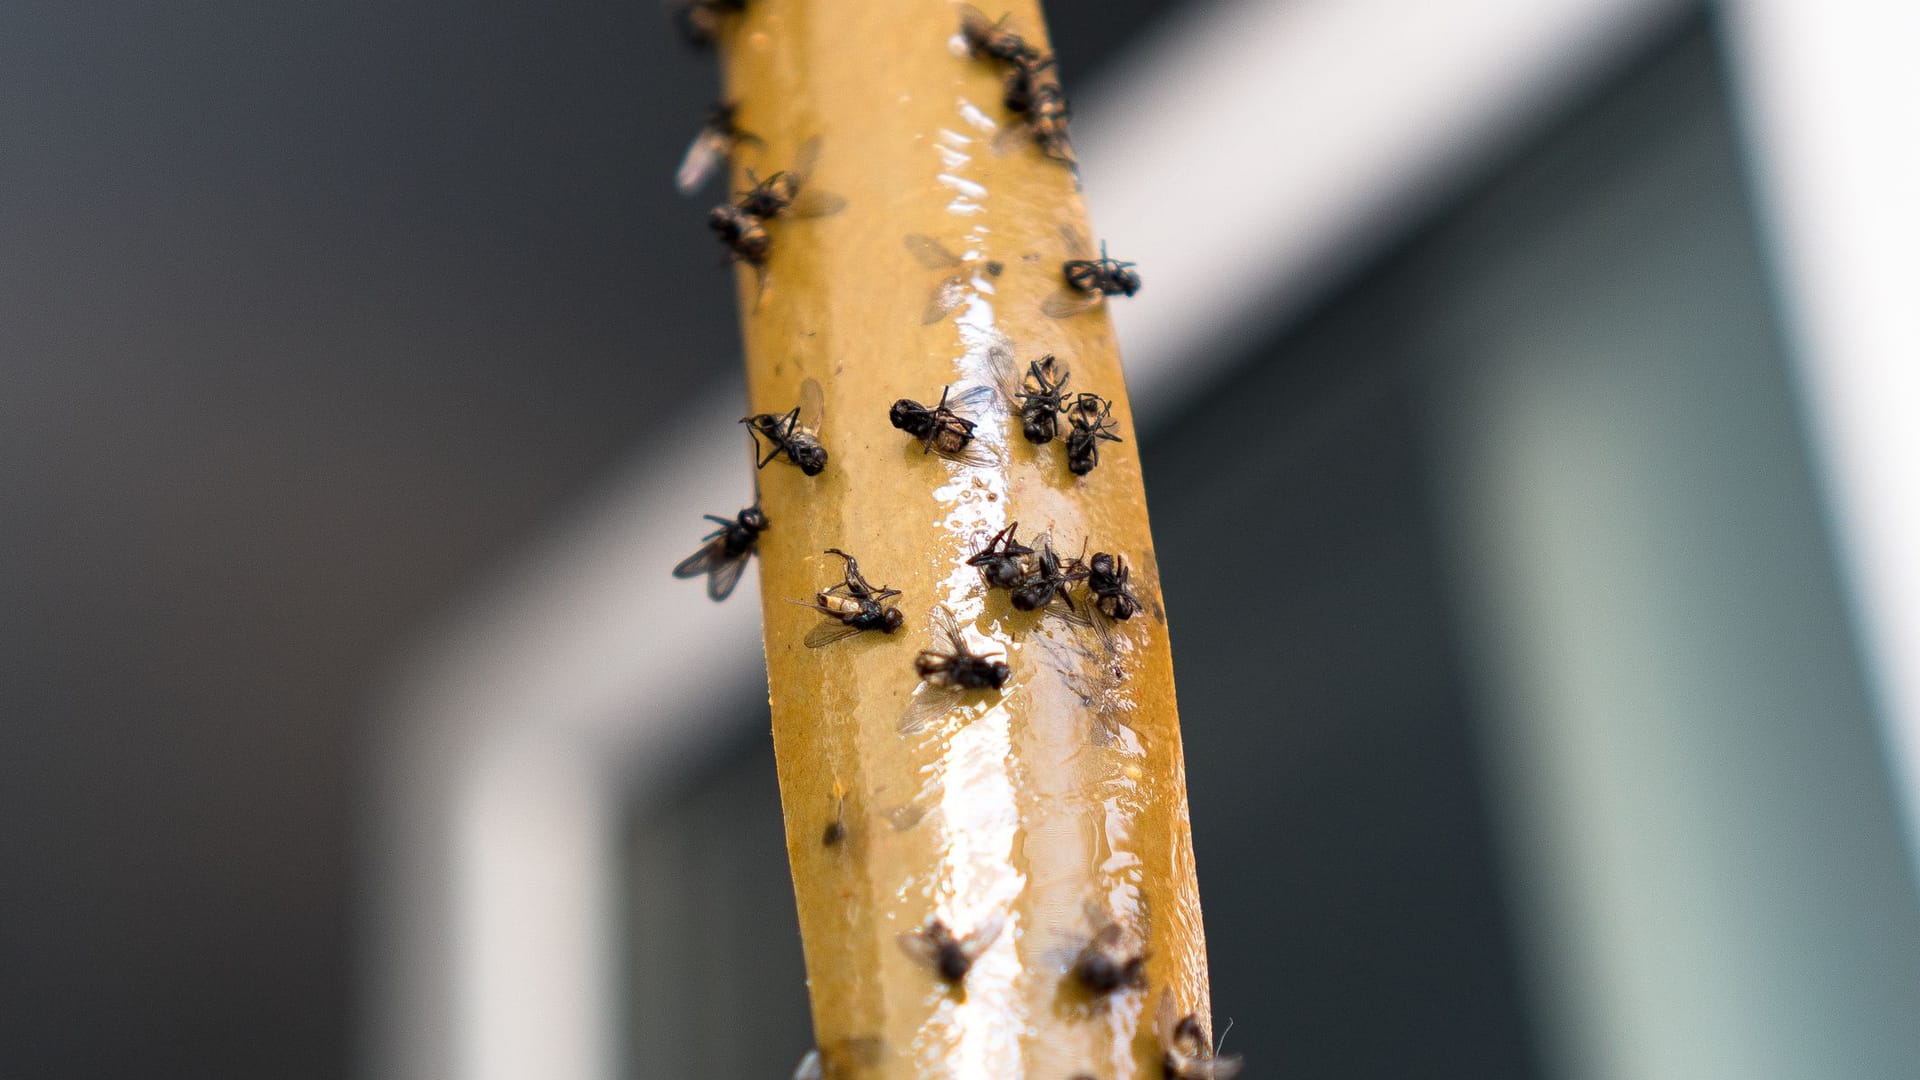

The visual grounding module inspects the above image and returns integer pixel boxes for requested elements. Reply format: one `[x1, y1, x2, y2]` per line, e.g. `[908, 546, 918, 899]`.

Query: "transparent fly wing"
[1060, 222, 1093, 259]
[957, 911, 1006, 962]
[791, 1049, 823, 1080]
[932, 440, 1001, 468]
[946, 382, 998, 417]
[1042, 286, 1101, 320]
[987, 344, 1022, 406]
[804, 619, 865, 649]
[1046, 590, 1093, 628]
[958, 3, 995, 42]
[789, 135, 823, 187]
[899, 682, 962, 735]
[789, 189, 848, 219]
[671, 535, 728, 579]
[797, 377, 825, 433]
[904, 233, 963, 270]
[1155, 989, 1181, 1048]
[703, 549, 750, 601]
[676, 130, 726, 195]
[929, 604, 970, 658]
[922, 274, 967, 324]
[990, 119, 1029, 158]
[897, 927, 944, 970]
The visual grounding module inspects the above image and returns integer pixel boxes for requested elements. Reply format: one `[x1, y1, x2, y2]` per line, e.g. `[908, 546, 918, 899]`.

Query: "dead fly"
[1087, 552, 1141, 622]
[676, 101, 761, 195]
[821, 776, 848, 847]
[902, 233, 976, 324]
[1010, 531, 1090, 621]
[1070, 902, 1148, 996]
[990, 348, 1069, 444]
[901, 605, 1009, 734]
[708, 202, 771, 269]
[671, 504, 767, 601]
[1157, 991, 1244, 1080]
[1043, 225, 1139, 318]
[1064, 392, 1122, 476]
[998, 52, 1056, 114]
[672, 0, 747, 49]
[958, 5, 1038, 64]
[789, 547, 904, 648]
[966, 521, 1036, 592]
[898, 912, 1006, 985]
[737, 136, 847, 221]
[743, 377, 829, 475]
[889, 384, 997, 467]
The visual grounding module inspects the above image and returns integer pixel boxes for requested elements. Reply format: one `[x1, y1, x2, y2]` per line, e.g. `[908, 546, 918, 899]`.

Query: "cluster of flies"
[668, 5, 1230, 1077]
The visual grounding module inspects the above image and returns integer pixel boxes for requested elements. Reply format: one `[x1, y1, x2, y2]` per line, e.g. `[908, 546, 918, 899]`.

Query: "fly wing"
[797, 377, 825, 433]
[803, 620, 864, 649]
[946, 382, 998, 418]
[922, 275, 967, 324]
[1155, 988, 1181, 1048]
[957, 911, 1006, 962]
[897, 928, 942, 970]
[1046, 590, 1093, 628]
[1042, 286, 1100, 319]
[704, 549, 751, 601]
[899, 683, 961, 735]
[904, 233, 963, 270]
[789, 189, 848, 219]
[791, 1049, 822, 1080]
[672, 535, 727, 579]
[789, 135, 823, 187]
[1059, 222, 1093, 258]
[929, 604, 969, 657]
[934, 441, 1001, 468]
[676, 130, 726, 195]
[986, 344, 1022, 407]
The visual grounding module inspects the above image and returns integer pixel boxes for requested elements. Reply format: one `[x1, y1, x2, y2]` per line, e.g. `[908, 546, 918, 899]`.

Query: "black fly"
[990, 349, 1069, 444]
[1087, 552, 1141, 622]
[1043, 225, 1139, 319]
[1011, 532, 1090, 622]
[898, 912, 1006, 985]
[1064, 392, 1122, 476]
[677, 101, 761, 195]
[737, 137, 846, 221]
[744, 377, 829, 475]
[958, 5, 1039, 64]
[1157, 991, 1244, 1080]
[966, 521, 1035, 592]
[1070, 901, 1149, 996]
[671, 504, 767, 601]
[788, 548, 904, 648]
[889, 384, 998, 467]
[901, 605, 1009, 734]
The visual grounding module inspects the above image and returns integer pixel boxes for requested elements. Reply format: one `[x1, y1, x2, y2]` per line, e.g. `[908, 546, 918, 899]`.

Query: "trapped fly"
[737, 137, 847, 221]
[671, 0, 747, 49]
[958, 5, 1038, 64]
[1064, 392, 1122, 476]
[743, 377, 829, 475]
[889, 384, 998, 467]
[671, 504, 767, 601]
[901, 605, 1009, 734]
[1157, 991, 1244, 1080]
[787, 547, 904, 648]
[676, 101, 761, 195]
[1087, 552, 1141, 622]
[1043, 225, 1139, 318]
[898, 912, 1006, 985]
[1070, 901, 1148, 996]
[966, 521, 1036, 592]
[1010, 531, 1090, 624]
[990, 348, 1069, 444]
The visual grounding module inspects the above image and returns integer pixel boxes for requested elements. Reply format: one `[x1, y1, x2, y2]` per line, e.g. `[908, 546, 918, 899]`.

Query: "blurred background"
[5, 1, 1919, 1079]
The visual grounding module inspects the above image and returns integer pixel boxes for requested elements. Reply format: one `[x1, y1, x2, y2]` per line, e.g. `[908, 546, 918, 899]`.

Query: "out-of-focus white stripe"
[1721, 0, 1920, 880]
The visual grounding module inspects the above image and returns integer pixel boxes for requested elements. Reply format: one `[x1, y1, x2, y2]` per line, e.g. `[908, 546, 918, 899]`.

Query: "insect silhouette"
[1064, 392, 1122, 476]
[1043, 225, 1139, 318]
[743, 377, 829, 475]
[677, 101, 761, 195]
[821, 776, 848, 847]
[901, 605, 1009, 734]
[1011, 531, 1091, 623]
[902, 234, 981, 324]
[958, 5, 1039, 64]
[889, 384, 998, 467]
[671, 504, 767, 601]
[672, 0, 747, 48]
[967, 521, 1036, 592]
[737, 136, 846, 221]
[788, 548, 904, 648]
[708, 202, 771, 269]
[898, 912, 1007, 985]
[1087, 552, 1141, 622]
[1070, 901, 1149, 996]
[990, 348, 1070, 444]
[1157, 991, 1245, 1080]
[1000, 52, 1057, 115]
